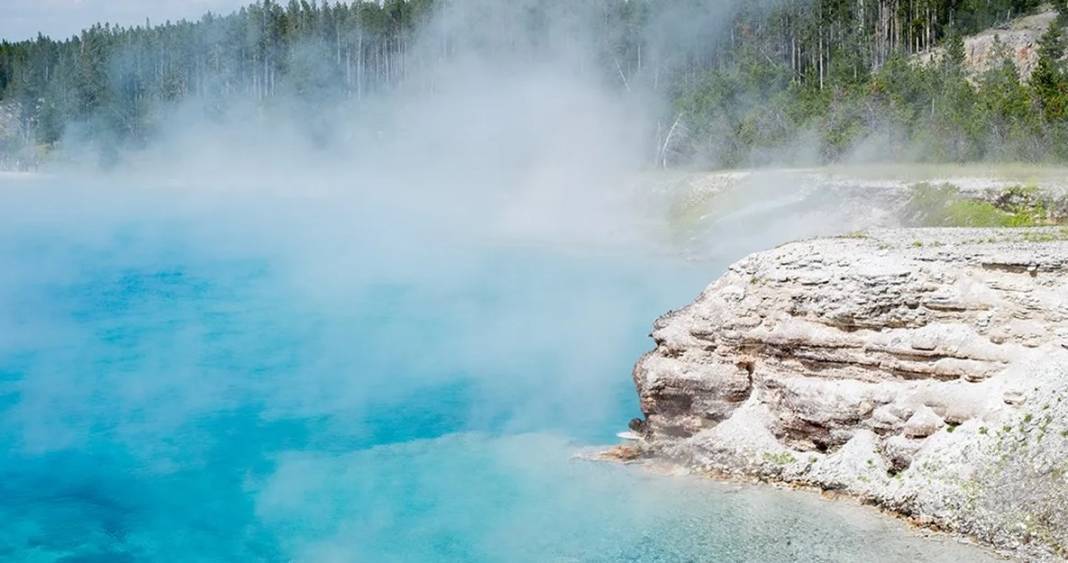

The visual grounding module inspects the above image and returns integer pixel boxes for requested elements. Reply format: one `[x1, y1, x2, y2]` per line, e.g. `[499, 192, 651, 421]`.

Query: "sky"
[0, 0, 250, 42]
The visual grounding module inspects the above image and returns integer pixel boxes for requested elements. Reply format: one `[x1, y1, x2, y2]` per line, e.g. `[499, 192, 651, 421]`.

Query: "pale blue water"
[0, 182, 992, 562]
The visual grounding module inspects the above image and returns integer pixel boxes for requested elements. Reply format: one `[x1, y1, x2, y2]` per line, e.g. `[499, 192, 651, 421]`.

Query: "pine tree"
[980, 36, 1038, 158]
[1031, 21, 1068, 122]
[1053, 0, 1068, 25]
[943, 27, 966, 72]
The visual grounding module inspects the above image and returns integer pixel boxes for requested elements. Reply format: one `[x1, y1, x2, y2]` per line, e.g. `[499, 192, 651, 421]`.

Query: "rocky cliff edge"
[628, 227, 1068, 560]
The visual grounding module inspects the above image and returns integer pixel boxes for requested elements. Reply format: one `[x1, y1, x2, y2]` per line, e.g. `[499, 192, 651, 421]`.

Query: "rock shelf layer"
[631, 227, 1068, 560]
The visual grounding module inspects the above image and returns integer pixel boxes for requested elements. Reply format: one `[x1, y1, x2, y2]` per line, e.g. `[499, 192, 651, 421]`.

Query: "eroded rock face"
[632, 227, 1068, 560]
[918, 10, 1063, 79]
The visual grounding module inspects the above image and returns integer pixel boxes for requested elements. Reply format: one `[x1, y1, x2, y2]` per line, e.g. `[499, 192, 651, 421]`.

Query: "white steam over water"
[0, 1, 1000, 561]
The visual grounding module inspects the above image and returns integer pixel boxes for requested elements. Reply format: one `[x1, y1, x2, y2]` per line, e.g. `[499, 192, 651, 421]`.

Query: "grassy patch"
[902, 182, 1057, 228]
[948, 199, 1025, 227]
[762, 451, 797, 465]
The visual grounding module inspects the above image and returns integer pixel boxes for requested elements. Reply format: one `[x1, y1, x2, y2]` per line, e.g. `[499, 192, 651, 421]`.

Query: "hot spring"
[0, 176, 997, 562]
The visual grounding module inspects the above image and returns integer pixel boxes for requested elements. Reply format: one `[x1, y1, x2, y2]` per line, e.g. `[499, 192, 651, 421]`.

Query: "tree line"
[0, 0, 1065, 168]
[670, 1, 1068, 165]
[0, 0, 434, 155]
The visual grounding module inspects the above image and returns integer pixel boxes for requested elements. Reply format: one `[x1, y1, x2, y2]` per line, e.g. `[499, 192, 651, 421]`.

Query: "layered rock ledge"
[628, 227, 1068, 560]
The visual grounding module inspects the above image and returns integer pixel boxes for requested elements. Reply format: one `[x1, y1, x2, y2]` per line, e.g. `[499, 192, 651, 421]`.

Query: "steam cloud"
[0, 1, 885, 560]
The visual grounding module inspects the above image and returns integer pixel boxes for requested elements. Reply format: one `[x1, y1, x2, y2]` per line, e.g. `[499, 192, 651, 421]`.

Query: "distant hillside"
[669, 2, 1068, 167]
[1, 0, 1066, 169]
[919, 8, 1065, 78]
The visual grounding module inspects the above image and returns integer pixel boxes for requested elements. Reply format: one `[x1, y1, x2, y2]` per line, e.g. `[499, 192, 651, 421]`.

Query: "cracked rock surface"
[632, 227, 1068, 560]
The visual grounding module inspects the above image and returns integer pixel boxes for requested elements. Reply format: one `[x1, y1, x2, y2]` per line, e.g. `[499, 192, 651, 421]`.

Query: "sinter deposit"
[628, 227, 1068, 560]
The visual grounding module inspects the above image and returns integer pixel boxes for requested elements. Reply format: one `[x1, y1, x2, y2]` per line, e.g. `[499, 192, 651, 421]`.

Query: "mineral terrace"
[628, 227, 1068, 560]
